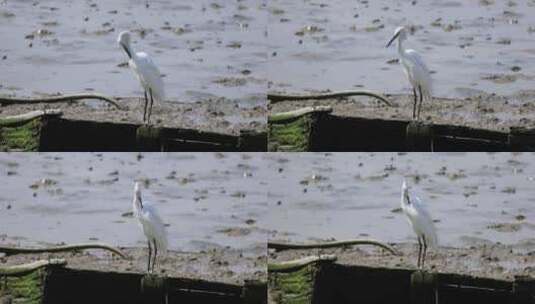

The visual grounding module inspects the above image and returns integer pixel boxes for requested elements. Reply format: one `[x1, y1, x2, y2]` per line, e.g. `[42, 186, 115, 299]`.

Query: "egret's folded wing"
[142, 203, 168, 252]
[405, 49, 433, 96]
[133, 52, 166, 102]
[413, 196, 438, 247]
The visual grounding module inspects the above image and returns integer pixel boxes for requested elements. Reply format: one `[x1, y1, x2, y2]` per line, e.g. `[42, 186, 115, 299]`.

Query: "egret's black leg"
[418, 85, 424, 120]
[412, 87, 417, 120]
[422, 235, 428, 269]
[153, 240, 158, 273]
[417, 237, 422, 268]
[148, 88, 154, 125]
[147, 240, 152, 273]
[143, 91, 149, 123]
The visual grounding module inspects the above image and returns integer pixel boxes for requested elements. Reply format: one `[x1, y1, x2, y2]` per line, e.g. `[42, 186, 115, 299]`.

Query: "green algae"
[269, 265, 317, 304]
[0, 118, 41, 151]
[0, 269, 44, 304]
[268, 115, 311, 152]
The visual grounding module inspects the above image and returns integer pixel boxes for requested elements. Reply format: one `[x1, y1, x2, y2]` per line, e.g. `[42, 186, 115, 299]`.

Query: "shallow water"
[267, 0, 535, 98]
[2, 153, 535, 253]
[0, 0, 266, 104]
[266, 153, 535, 247]
[2, 1, 532, 104]
[0, 153, 268, 254]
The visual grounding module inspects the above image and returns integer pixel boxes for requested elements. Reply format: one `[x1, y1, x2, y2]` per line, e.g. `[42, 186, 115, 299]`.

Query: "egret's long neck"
[397, 38, 404, 56]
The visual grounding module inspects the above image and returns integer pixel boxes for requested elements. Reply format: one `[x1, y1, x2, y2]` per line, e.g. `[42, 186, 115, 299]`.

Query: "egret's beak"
[386, 32, 399, 48]
[121, 42, 132, 59]
[404, 191, 411, 205]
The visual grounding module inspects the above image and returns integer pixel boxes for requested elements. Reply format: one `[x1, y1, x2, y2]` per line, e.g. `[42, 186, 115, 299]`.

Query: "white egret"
[400, 180, 437, 268]
[386, 26, 432, 120]
[118, 31, 165, 124]
[132, 182, 168, 273]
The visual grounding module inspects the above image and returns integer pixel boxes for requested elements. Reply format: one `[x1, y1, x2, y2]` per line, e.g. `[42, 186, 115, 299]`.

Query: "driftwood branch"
[268, 254, 337, 272]
[268, 90, 393, 107]
[0, 93, 122, 109]
[268, 106, 332, 123]
[0, 258, 66, 276]
[0, 243, 128, 259]
[0, 109, 62, 127]
[268, 239, 401, 256]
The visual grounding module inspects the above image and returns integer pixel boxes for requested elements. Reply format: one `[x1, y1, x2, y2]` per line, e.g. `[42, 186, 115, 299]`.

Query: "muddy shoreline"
[269, 91, 535, 132]
[269, 241, 535, 281]
[1, 246, 266, 285]
[0, 96, 266, 135]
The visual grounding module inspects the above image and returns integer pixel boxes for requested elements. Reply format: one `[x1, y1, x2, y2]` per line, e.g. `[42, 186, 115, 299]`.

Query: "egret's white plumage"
[118, 31, 165, 124]
[133, 182, 167, 273]
[387, 26, 432, 120]
[400, 180, 437, 268]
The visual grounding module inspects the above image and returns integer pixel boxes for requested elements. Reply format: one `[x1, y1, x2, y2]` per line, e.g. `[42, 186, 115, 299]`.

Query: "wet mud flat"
[265, 152, 535, 250]
[1, 246, 266, 285]
[1, 97, 266, 135]
[266, 0, 535, 98]
[269, 91, 535, 132]
[0, 0, 268, 102]
[0, 153, 268, 257]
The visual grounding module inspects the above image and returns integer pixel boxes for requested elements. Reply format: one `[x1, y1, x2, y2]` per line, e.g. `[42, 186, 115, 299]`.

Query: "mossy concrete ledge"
[268, 257, 535, 304]
[0, 111, 267, 151]
[267, 106, 535, 152]
[1, 264, 267, 304]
